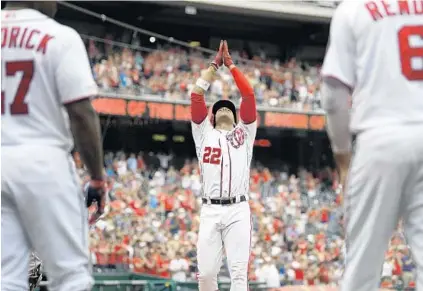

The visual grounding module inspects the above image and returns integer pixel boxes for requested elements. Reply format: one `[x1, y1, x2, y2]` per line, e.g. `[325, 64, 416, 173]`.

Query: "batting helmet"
[212, 100, 237, 127]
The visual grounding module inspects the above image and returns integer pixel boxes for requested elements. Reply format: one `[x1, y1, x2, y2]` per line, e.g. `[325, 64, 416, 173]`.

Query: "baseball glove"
[28, 252, 43, 291]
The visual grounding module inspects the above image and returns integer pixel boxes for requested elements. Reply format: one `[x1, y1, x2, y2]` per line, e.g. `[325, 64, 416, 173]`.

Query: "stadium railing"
[98, 90, 326, 114]
[37, 272, 411, 291]
[36, 272, 268, 291]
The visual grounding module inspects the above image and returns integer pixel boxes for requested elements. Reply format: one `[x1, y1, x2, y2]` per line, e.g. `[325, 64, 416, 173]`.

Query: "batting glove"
[223, 40, 234, 67]
[85, 180, 106, 225]
[210, 40, 224, 70]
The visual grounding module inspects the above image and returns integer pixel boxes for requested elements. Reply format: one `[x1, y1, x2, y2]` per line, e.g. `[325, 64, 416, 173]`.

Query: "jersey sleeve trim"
[321, 74, 354, 92]
[241, 119, 256, 125]
[62, 95, 94, 105]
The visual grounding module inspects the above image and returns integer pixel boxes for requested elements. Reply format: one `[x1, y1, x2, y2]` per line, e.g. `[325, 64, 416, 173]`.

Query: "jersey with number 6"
[1, 9, 98, 151]
[322, 0, 423, 133]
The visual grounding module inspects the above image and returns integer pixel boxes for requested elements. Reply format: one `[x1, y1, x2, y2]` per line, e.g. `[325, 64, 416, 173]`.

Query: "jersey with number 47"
[322, 0, 423, 133]
[1, 9, 98, 151]
[192, 118, 257, 199]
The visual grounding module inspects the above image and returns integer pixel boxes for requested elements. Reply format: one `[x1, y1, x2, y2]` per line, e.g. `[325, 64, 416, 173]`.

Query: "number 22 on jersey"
[398, 25, 423, 81]
[203, 146, 222, 165]
[1, 60, 35, 115]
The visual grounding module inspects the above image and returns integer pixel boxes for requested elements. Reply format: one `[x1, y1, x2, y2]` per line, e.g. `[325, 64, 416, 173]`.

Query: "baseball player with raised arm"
[2, 2, 106, 291]
[191, 40, 257, 291]
[321, 1, 423, 291]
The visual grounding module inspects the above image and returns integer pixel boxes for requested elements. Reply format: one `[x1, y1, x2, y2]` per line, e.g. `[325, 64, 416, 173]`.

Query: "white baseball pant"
[1, 145, 93, 291]
[197, 200, 252, 291]
[341, 125, 423, 291]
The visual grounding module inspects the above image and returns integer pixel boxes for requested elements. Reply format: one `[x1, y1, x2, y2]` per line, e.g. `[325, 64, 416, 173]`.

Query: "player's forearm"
[321, 78, 352, 178]
[321, 77, 352, 155]
[191, 92, 208, 124]
[334, 153, 352, 176]
[66, 100, 104, 181]
[230, 65, 256, 123]
[191, 65, 217, 124]
[192, 65, 217, 95]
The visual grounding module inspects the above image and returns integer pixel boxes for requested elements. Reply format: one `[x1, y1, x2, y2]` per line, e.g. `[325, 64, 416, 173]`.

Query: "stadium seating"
[87, 40, 323, 112]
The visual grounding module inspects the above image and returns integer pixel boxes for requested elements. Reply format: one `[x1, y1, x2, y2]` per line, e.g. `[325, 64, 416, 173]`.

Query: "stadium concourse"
[75, 151, 415, 289]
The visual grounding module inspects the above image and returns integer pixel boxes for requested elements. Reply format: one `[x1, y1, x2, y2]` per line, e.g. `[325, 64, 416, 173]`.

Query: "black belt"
[202, 195, 247, 205]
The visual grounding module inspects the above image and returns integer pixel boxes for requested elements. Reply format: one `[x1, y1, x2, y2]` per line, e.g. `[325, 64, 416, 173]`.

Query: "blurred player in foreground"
[321, 0, 423, 290]
[191, 40, 257, 291]
[1, 2, 105, 290]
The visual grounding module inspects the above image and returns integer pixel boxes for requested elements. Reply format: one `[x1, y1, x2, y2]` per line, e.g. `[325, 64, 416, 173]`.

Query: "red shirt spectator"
[319, 265, 330, 284]
[128, 200, 146, 216]
[108, 247, 117, 265]
[298, 241, 308, 255]
[137, 155, 145, 170]
[114, 244, 126, 264]
[273, 218, 283, 233]
[315, 239, 325, 252]
[320, 208, 330, 223]
[95, 243, 109, 266]
[392, 258, 402, 276]
[164, 194, 175, 212]
[133, 257, 145, 273]
[294, 267, 304, 281]
[158, 257, 171, 278]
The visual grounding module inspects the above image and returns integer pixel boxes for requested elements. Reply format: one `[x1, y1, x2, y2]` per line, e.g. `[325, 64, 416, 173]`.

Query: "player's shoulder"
[335, 0, 365, 12]
[46, 21, 83, 45]
[332, 0, 364, 22]
[237, 120, 257, 130]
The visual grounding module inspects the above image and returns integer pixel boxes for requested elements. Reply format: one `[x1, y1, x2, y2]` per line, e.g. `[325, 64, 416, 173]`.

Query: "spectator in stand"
[402, 249, 415, 287]
[127, 153, 137, 173]
[169, 251, 189, 282]
[255, 256, 281, 289]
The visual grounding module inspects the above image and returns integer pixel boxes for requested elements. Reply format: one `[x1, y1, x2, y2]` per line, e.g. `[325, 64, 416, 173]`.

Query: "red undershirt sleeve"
[231, 67, 257, 124]
[190, 92, 208, 124]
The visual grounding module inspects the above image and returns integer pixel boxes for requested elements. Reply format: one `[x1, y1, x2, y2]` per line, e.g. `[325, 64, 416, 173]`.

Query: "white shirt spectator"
[181, 174, 191, 189]
[190, 173, 202, 195]
[151, 170, 165, 187]
[169, 257, 189, 282]
[90, 251, 97, 265]
[298, 84, 308, 102]
[117, 160, 127, 176]
[381, 261, 393, 278]
[211, 79, 223, 96]
[127, 155, 137, 172]
[286, 201, 297, 216]
[333, 267, 344, 283]
[256, 260, 281, 288]
[308, 189, 317, 198]
[157, 153, 173, 169]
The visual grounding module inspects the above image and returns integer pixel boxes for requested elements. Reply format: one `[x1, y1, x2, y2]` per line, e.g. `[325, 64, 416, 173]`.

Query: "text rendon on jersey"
[365, 0, 423, 21]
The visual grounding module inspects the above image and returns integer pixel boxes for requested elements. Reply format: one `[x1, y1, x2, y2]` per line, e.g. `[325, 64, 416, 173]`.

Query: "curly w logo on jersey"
[226, 127, 246, 149]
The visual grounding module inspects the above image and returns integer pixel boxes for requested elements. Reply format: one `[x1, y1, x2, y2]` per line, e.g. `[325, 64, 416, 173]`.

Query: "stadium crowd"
[74, 151, 416, 289]
[86, 39, 323, 112]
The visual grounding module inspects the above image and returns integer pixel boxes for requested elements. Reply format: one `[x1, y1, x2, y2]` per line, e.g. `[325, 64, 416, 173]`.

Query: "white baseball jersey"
[1, 9, 98, 151]
[321, 0, 423, 133]
[192, 118, 257, 199]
